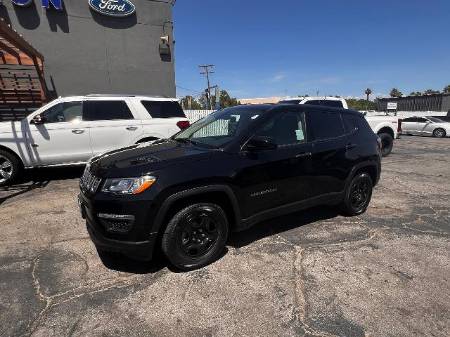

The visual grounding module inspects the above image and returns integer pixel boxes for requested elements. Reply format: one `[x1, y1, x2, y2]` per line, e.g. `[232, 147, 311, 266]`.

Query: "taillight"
[397, 119, 402, 133]
[176, 120, 190, 130]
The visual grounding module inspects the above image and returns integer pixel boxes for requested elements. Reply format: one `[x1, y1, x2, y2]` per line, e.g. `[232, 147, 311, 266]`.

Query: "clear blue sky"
[173, 0, 449, 100]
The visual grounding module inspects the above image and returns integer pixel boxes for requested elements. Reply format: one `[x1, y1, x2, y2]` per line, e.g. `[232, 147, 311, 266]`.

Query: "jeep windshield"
[173, 106, 265, 148]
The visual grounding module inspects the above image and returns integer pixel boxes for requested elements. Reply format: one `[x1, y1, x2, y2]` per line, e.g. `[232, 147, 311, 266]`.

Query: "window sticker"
[295, 129, 305, 141]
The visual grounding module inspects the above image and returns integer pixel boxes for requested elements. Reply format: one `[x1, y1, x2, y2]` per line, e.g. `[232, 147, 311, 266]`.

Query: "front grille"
[80, 166, 102, 194]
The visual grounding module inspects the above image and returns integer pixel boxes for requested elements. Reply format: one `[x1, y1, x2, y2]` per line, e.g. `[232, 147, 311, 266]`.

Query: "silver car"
[401, 116, 450, 138]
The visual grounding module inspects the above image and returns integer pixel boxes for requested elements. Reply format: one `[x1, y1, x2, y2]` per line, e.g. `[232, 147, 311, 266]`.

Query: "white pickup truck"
[0, 95, 190, 186]
[279, 97, 400, 157]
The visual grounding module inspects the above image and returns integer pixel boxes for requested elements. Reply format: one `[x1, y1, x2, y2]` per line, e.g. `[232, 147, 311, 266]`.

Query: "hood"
[90, 139, 214, 177]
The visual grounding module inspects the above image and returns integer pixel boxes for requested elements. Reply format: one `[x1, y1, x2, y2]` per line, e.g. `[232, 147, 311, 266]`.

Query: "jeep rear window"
[307, 110, 345, 140]
[141, 101, 186, 118]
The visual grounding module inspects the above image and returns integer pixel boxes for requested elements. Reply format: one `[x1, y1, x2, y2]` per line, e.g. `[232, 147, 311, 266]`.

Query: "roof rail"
[86, 94, 170, 98]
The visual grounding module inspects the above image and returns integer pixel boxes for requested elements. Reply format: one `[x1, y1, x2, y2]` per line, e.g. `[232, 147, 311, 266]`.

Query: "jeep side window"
[307, 110, 345, 141]
[254, 111, 306, 146]
[84, 101, 134, 121]
[40, 102, 83, 123]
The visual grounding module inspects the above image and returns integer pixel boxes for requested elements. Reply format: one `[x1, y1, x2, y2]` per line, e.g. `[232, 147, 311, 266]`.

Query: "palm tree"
[365, 88, 372, 101]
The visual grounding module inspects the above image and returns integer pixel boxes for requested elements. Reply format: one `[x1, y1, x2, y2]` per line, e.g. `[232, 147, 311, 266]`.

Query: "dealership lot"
[1, 137, 449, 337]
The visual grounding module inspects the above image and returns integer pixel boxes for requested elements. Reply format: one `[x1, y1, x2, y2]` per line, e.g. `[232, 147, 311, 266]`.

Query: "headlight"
[102, 176, 156, 195]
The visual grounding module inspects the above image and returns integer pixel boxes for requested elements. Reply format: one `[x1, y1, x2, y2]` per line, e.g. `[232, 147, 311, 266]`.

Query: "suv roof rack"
[86, 94, 170, 98]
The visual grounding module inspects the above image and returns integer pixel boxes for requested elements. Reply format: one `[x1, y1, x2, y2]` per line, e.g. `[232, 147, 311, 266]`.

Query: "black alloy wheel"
[162, 203, 229, 271]
[340, 173, 373, 216]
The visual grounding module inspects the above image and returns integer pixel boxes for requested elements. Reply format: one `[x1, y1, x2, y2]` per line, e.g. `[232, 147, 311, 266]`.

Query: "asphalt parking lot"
[1, 136, 449, 337]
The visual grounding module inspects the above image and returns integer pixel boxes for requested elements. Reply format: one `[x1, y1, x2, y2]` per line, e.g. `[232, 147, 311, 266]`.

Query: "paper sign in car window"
[295, 129, 305, 141]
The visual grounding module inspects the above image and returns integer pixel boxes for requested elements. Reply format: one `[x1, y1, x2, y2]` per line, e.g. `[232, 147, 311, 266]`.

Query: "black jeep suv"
[79, 104, 381, 270]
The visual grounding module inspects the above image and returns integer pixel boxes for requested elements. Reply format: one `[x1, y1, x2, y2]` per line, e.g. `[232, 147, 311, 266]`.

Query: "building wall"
[377, 94, 450, 112]
[0, 0, 175, 98]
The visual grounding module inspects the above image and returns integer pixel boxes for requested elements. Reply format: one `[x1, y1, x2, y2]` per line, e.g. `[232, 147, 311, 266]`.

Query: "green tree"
[390, 88, 403, 98]
[364, 88, 372, 101]
[347, 99, 377, 111]
[210, 90, 240, 109]
[409, 91, 422, 96]
[443, 85, 450, 93]
[180, 95, 203, 110]
[424, 89, 440, 95]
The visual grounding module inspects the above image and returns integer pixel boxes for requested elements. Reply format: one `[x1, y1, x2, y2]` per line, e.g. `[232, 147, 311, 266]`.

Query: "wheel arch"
[377, 126, 395, 139]
[345, 161, 380, 190]
[153, 185, 241, 236]
[0, 145, 24, 168]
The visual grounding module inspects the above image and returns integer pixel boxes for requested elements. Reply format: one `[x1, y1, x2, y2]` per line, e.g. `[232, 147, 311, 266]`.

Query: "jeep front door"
[236, 110, 313, 218]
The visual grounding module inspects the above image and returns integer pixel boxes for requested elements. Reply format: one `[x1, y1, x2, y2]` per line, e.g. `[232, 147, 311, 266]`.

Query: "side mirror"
[244, 136, 277, 151]
[31, 115, 45, 125]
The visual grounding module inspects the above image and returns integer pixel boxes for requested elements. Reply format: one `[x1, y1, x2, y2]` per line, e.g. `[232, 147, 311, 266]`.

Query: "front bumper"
[79, 193, 159, 260]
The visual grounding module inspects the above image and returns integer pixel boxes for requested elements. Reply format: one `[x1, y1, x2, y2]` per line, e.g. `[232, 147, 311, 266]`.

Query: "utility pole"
[199, 64, 214, 109]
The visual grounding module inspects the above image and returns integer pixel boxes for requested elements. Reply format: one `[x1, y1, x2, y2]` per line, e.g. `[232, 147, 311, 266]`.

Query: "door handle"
[295, 152, 312, 158]
[346, 143, 357, 150]
[126, 126, 138, 131]
[72, 129, 85, 134]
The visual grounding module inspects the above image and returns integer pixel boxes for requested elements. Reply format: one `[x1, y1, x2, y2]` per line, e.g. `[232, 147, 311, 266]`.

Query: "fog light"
[98, 213, 135, 233]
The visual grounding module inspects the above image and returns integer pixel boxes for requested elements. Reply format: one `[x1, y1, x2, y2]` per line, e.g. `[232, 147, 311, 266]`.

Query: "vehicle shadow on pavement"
[229, 206, 339, 248]
[21, 166, 85, 183]
[97, 249, 168, 274]
[0, 167, 84, 205]
[0, 181, 50, 206]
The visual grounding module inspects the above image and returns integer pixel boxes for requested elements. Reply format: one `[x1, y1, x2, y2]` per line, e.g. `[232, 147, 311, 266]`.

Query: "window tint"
[307, 110, 345, 141]
[41, 102, 83, 123]
[343, 113, 373, 135]
[342, 114, 360, 134]
[417, 118, 428, 123]
[84, 101, 133, 121]
[254, 111, 306, 146]
[141, 101, 186, 118]
[304, 100, 344, 108]
[402, 117, 416, 122]
[279, 99, 302, 105]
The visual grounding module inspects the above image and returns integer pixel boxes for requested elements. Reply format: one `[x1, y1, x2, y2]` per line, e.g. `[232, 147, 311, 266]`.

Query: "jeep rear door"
[306, 108, 349, 198]
[84, 100, 143, 156]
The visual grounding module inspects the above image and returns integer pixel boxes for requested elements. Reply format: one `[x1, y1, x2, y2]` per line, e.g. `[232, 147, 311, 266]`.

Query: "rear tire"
[0, 150, 22, 187]
[161, 203, 229, 271]
[433, 128, 446, 138]
[378, 133, 394, 157]
[340, 173, 373, 216]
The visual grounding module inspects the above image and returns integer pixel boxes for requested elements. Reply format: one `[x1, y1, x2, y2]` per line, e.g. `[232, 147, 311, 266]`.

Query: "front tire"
[161, 203, 229, 271]
[340, 173, 373, 216]
[378, 133, 394, 157]
[433, 128, 446, 138]
[0, 150, 22, 187]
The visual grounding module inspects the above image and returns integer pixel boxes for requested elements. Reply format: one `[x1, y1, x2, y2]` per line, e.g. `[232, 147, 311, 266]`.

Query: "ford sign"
[88, 0, 136, 17]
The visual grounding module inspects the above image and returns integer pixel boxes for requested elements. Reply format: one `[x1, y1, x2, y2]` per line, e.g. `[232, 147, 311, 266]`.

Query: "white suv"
[279, 96, 349, 109]
[0, 95, 189, 186]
